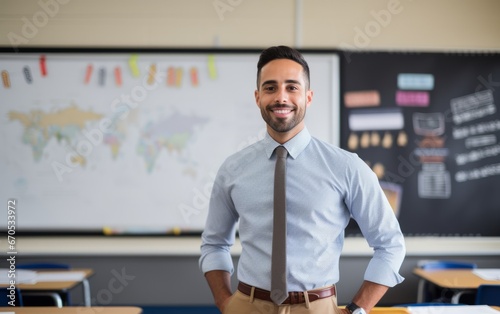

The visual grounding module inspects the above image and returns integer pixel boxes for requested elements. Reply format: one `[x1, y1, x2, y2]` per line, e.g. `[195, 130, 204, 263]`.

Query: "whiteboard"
[0, 49, 339, 234]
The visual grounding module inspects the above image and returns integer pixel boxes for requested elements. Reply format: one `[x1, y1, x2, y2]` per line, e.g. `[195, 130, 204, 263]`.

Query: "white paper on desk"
[0, 268, 37, 284]
[35, 271, 86, 282]
[409, 305, 500, 314]
[473, 268, 500, 280]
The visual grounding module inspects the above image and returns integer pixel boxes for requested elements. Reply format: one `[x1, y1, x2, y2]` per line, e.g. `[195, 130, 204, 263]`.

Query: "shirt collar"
[264, 127, 312, 160]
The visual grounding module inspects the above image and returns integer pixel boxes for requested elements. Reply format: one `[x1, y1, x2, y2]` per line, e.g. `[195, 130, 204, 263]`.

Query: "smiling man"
[256, 57, 311, 140]
[200, 46, 405, 314]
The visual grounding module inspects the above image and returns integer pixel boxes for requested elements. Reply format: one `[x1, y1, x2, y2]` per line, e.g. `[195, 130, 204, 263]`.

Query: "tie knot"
[276, 146, 288, 159]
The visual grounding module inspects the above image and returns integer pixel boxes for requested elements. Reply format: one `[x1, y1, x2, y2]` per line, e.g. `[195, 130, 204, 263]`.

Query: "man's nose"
[275, 87, 288, 104]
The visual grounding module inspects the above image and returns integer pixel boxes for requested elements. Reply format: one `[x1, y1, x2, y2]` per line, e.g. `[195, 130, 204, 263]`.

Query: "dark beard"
[262, 103, 304, 133]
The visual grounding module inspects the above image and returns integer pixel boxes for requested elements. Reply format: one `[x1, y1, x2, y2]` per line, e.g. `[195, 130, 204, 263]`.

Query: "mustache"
[268, 104, 294, 110]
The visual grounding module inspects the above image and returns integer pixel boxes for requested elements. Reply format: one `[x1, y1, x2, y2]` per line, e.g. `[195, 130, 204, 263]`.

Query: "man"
[200, 46, 405, 313]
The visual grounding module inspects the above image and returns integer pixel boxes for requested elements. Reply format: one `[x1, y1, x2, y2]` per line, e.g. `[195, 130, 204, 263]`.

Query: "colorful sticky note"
[128, 54, 140, 78]
[2, 70, 11, 88]
[114, 66, 122, 87]
[98, 67, 106, 86]
[208, 55, 217, 80]
[84, 64, 93, 85]
[344, 90, 380, 108]
[397, 73, 434, 90]
[175, 68, 183, 87]
[167, 66, 176, 86]
[396, 91, 429, 107]
[147, 64, 157, 85]
[40, 55, 47, 77]
[190, 67, 199, 87]
[23, 66, 32, 84]
[349, 109, 404, 131]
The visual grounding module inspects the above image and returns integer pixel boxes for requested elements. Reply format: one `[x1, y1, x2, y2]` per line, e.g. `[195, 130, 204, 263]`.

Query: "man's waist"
[237, 281, 336, 305]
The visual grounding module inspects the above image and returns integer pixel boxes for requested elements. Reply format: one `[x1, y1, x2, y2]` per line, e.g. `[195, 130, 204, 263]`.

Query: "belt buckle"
[288, 291, 305, 305]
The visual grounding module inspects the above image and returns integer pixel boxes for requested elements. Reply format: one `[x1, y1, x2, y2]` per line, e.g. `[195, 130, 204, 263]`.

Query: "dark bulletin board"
[339, 51, 500, 236]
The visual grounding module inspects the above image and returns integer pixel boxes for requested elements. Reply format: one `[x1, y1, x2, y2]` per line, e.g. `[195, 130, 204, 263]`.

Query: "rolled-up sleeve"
[200, 240, 235, 274]
[347, 157, 406, 287]
[199, 162, 239, 275]
[364, 238, 406, 286]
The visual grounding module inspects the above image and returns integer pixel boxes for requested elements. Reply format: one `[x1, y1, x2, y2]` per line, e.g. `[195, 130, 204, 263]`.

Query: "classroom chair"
[17, 262, 72, 307]
[0, 287, 23, 306]
[475, 284, 500, 306]
[17, 263, 70, 270]
[416, 260, 477, 303]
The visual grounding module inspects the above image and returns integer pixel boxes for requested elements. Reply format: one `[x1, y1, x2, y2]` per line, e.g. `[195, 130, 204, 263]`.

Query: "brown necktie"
[271, 146, 288, 305]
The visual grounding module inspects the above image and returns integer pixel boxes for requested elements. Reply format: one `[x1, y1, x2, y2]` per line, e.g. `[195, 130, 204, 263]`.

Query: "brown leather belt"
[237, 282, 336, 305]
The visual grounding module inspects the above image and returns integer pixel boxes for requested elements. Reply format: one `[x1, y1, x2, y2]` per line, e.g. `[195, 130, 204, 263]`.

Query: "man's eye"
[264, 86, 275, 91]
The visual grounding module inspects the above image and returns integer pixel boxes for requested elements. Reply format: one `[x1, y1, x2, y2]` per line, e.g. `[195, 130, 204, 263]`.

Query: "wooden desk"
[0, 269, 93, 307]
[0, 306, 142, 313]
[406, 305, 500, 313]
[413, 268, 500, 303]
[340, 306, 410, 313]
[369, 308, 409, 313]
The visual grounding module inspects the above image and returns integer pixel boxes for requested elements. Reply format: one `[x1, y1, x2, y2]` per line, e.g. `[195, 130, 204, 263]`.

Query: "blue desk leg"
[83, 278, 91, 306]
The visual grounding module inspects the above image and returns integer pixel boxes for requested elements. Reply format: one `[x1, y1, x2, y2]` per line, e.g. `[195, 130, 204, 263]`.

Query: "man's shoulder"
[222, 138, 267, 163]
[309, 136, 358, 159]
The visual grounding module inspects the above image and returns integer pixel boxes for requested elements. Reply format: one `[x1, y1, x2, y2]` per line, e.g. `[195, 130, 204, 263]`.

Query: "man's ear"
[306, 90, 313, 108]
[254, 89, 260, 107]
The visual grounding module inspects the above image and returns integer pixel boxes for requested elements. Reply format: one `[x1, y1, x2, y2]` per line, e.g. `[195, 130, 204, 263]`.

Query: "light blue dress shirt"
[200, 127, 405, 292]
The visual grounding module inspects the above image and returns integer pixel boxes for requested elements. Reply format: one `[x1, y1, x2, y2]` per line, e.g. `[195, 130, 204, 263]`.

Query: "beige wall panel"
[303, 0, 500, 51]
[0, 0, 499, 49]
[0, 0, 295, 48]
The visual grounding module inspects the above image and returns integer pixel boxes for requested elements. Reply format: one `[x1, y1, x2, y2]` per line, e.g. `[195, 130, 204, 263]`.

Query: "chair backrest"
[17, 263, 70, 270]
[420, 260, 477, 270]
[0, 287, 23, 306]
[416, 260, 478, 303]
[475, 284, 500, 306]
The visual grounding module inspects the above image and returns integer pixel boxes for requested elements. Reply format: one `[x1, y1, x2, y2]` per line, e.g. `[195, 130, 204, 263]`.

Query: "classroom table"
[366, 308, 409, 313]
[406, 305, 500, 313]
[0, 268, 93, 307]
[343, 307, 497, 313]
[0, 306, 142, 314]
[413, 268, 500, 303]
[0, 306, 496, 314]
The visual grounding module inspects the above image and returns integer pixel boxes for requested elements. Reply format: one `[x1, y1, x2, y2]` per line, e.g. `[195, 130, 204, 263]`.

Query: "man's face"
[255, 59, 313, 142]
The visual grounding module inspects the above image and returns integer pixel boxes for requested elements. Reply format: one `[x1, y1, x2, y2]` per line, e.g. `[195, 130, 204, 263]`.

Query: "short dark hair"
[256, 45, 310, 89]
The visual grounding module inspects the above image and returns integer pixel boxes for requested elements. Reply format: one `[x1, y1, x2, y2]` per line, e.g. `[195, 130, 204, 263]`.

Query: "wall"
[5, 237, 500, 306]
[1, 0, 500, 308]
[1, 0, 500, 51]
[16, 254, 500, 306]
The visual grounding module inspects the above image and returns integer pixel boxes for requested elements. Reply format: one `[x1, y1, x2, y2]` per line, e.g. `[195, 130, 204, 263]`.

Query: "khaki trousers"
[223, 290, 343, 314]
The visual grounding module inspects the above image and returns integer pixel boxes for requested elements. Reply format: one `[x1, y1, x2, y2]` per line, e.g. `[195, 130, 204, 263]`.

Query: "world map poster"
[0, 51, 338, 233]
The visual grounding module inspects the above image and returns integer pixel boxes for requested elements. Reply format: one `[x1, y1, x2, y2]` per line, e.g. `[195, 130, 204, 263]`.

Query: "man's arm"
[205, 270, 233, 312]
[342, 280, 389, 313]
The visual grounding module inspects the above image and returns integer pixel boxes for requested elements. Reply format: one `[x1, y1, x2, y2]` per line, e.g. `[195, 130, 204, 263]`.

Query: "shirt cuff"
[364, 257, 405, 287]
[200, 249, 234, 275]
